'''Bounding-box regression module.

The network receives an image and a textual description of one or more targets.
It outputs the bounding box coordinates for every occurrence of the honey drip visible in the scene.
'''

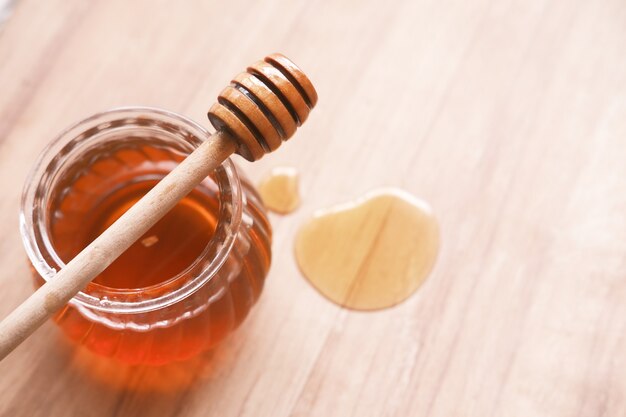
[295,188,439,310]
[257,167,300,214]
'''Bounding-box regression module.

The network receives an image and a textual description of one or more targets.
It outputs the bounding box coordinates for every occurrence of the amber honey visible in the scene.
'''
[22,109,272,366]
[53,175,219,290]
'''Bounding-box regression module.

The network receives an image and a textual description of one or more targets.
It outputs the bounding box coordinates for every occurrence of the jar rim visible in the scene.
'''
[19,107,243,314]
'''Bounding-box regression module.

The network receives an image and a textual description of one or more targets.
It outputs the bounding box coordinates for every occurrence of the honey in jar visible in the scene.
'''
[20,108,272,366]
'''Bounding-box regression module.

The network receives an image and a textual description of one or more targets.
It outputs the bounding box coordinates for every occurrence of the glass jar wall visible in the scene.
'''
[20,108,271,365]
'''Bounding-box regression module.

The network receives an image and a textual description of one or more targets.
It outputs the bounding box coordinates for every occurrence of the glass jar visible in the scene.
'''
[20,108,272,366]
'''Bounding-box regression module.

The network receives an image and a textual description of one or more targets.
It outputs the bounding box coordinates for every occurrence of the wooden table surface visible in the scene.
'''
[1,0,625,416]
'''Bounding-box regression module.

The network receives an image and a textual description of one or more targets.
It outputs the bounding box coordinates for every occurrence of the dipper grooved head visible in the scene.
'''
[208,54,317,161]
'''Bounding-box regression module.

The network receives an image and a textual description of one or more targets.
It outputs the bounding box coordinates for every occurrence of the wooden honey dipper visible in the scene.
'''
[0,53,317,361]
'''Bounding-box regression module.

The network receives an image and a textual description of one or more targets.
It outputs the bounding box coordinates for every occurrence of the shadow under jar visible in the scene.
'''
[20,108,272,366]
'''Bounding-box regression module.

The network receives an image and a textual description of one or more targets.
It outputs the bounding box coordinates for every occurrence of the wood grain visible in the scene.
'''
[0,0,625,416]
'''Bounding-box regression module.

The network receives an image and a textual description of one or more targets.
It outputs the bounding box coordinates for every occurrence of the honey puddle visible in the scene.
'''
[258,167,300,214]
[295,188,439,310]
